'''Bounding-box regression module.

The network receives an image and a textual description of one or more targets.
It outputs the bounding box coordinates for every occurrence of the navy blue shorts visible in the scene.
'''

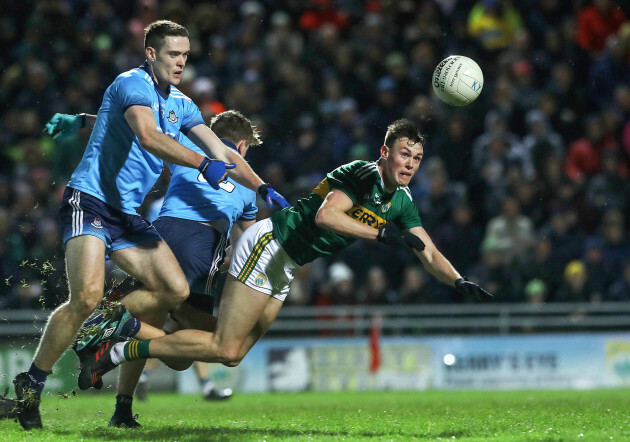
[153,216,227,301]
[59,187,162,254]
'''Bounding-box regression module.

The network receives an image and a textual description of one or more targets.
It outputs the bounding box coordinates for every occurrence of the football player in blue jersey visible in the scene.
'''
[51,110,262,425]
[3,20,288,431]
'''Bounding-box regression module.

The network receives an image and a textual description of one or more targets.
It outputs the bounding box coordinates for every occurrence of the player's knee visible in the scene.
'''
[164,359,193,371]
[68,294,101,318]
[222,360,241,368]
[217,346,243,366]
[166,277,189,306]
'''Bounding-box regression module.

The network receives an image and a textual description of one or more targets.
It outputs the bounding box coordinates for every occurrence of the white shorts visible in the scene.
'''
[228,218,298,301]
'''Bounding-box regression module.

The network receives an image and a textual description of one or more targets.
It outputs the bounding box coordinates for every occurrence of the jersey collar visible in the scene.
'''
[140,62,172,98]
[221,139,240,154]
[373,160,392,195]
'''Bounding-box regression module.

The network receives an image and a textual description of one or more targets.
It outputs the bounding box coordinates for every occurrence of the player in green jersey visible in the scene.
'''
[76,118,492,386]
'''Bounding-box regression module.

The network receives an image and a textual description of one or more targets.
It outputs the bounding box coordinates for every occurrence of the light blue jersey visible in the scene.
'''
[68,63,205,214]
[158,138,257,237]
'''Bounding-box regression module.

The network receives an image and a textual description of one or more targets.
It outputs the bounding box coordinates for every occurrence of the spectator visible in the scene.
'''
[521,109,564,179]
[607,259,630,301]
[544,61,588,142]
[414,157,464,231]
[576,0,626,54]
[539,208,584,268]
[600,210,630,273]
[518,237,564,299]
[364,76,404,140]
[431,114,473,182]
[432,202,483,276]
[585,149,629,215]
[587,35,630,109]
[582,236,615,301]
[399,266,428,304]
[524,278,548,306]
[299,0,349,32]
[4,1,630,311]
[468,238,515,302]
[564,113,621,183]
[316,261,356,307]
[468,0,523,54]
[362,266,399,305]
[484,195,535,262]
[264,11,304,62]
[554,260,593,302]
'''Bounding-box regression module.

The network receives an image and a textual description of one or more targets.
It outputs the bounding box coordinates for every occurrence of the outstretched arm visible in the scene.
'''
[409,225,492,299]
[187,124,264,190]
[44,113,96,138]
[187,124,289,207]
[408,226,460,287]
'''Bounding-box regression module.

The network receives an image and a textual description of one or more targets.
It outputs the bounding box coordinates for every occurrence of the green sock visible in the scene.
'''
[123,339,151,361]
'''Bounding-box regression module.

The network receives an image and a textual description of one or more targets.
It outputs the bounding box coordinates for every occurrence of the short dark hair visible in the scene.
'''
[383,119,425,148]
[210,110,262,147]
[144,20,189,50]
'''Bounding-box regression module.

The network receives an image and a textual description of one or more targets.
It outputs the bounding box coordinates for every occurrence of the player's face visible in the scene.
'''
[148,36,190,88]
[380,138,423,190]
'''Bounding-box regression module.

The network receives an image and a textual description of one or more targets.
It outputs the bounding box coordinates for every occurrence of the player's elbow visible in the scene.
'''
[135,129,159,150]
[314,207,333,229]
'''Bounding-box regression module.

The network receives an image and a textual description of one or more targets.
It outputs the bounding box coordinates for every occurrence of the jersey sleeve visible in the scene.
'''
[395,188,423,230]
[179,100,205,134]
[239,193,258,221]
[325,161,370,203]
[114,75,154,111]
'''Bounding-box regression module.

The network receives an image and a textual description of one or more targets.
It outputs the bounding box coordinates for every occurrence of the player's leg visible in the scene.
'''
[111,239,189,325]
[106,239,188,427]
[171,298,218,331]
[78,219,295,385]
[143,275,271,364]
[77,277,270,387]
[14,228,107,430]
[229,295,283,366]
[34,236,107,371]
[133,216,289,364]
[135,358,161,401]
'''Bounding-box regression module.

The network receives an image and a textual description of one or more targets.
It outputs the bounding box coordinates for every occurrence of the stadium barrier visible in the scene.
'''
[3,304,630,394]
[2,302,630,337]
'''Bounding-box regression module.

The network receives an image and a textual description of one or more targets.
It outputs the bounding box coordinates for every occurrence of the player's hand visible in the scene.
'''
[455,277,493,301]
[198,158,236,190]
[376,223,426,252]
[258,184,290,209]
[44,113,83,139]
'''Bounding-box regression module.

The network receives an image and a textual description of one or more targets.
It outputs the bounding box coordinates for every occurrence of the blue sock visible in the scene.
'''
[120,317,141,338]
[27,363,51,394]
[199,378,208,389]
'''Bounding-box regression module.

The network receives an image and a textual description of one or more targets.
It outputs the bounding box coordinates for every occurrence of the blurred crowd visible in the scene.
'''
[1,0,630,310]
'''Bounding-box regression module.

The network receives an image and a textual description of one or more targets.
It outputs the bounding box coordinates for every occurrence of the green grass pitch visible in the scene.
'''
[0,389,628,441]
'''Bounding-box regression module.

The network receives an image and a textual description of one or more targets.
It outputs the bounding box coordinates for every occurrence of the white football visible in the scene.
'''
[432,55,484,106]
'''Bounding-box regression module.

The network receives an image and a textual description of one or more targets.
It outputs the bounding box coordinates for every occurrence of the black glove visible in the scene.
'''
[455,277,493,301]
[376,223,425,252]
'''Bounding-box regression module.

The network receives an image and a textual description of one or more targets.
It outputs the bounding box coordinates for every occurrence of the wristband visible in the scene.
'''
[77,113,87,129]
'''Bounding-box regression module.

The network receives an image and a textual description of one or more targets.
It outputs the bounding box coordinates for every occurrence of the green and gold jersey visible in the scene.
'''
[271,160,423,265]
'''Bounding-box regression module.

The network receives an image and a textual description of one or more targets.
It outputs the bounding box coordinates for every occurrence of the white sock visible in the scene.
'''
[202,381,216,395]
[110,342,127,365]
